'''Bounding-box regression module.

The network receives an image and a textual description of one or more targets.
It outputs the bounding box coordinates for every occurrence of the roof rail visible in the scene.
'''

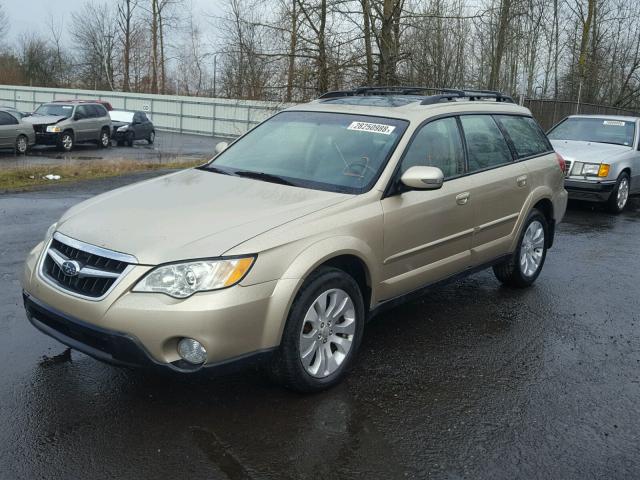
[318,86,514,105]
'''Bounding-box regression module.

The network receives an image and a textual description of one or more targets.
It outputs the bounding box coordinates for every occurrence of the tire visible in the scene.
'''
[493,209,548,288]
[606,172,630,214]
[126,131,135,147]
[58,131,74,152]
[15,134,28,155]
[147,130,155,144]
[270,267,365,393]
[99,128,111,149]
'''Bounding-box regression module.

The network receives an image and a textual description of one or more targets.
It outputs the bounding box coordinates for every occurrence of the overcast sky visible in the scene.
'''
[1,0,224,43]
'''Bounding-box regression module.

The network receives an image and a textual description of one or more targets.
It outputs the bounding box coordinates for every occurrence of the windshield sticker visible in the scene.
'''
[603,120,625,126]
[347,121,396,135]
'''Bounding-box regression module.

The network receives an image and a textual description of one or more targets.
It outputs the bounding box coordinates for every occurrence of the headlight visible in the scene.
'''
[46,126,61,133]
[132,257,255,298]
[117,125,128,132]
[572,162,610,177]
[45,222,57,240]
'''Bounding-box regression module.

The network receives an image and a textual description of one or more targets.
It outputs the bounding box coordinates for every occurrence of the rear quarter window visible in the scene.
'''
[496,115,551,158]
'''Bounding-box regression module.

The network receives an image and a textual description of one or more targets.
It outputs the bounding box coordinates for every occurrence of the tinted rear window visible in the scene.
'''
[460,115,513,172]
[496,115,551,158]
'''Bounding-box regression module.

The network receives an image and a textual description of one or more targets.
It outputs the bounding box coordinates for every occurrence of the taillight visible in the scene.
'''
[556,153,567,174]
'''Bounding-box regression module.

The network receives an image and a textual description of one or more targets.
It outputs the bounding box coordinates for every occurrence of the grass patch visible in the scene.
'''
[0,158,206,192]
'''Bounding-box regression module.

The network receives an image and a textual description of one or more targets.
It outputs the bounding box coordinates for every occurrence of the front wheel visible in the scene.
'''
[493,209,548,288]
[271,267,365,392]
[58,132,74,152]
[15,134,28,155]
[606,172,630,214]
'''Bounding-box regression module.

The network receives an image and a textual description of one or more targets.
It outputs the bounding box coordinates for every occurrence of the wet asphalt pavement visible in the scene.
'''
[1,173,639,479]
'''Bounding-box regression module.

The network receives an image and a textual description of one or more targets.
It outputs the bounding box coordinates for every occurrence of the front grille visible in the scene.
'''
[33,124,47,134]
[42,235,133,299]
[564,160,572,176]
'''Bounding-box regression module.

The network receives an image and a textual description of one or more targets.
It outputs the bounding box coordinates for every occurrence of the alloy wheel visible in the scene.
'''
[519,220,545,277]
[617,178,629,210]
[299,288,356,378]
[16,136,27,154]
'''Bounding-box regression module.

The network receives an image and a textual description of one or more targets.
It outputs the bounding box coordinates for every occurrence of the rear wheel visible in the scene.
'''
[271,267,365,392]
[606,172,630,214]
[493,209,548,288]
[15,134,28,155]
[99,128,111,148]
[58,131,74,152]
[147,130,155,144]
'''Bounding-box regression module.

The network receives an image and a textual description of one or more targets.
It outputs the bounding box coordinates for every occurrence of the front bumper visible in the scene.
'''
[35,132,61,146]
[564,178,616,202]
[22,242,296,372]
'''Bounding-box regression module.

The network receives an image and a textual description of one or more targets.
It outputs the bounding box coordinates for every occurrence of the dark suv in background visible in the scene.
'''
[24,102,112,152]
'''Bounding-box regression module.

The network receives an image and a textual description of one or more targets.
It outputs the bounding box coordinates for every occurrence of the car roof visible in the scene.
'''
[568,114,640,122]
[287,96,531,122]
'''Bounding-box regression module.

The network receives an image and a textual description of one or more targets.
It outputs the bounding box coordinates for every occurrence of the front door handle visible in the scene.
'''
[516,175,528,187]
[456,192,470,205]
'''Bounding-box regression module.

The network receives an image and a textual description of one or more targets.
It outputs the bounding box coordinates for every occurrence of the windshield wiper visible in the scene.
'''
[232,170,294,186]
[197,165,235,176]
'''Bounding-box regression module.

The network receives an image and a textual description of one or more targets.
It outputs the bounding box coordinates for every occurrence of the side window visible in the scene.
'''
[95,105,108,117]
[495,115,551,158]
[133,112,142,123]
[460,115,513,172]
[140,113,149,122]
[400,117,465,178]
[0,112,18,125]
[76,105,90,119]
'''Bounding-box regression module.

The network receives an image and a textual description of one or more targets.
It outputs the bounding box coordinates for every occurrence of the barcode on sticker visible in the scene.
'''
[603,121,625,126]
[348,121,396,135]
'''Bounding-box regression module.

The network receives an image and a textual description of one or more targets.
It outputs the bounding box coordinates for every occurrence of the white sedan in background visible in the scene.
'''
[548,115,639,213]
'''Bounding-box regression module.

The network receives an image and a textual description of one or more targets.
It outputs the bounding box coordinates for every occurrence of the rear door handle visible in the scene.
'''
[516,175,528,187]
[456,192,470,205]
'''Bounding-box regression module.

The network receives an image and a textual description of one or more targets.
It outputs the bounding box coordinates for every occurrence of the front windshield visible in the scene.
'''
[548,117,636,147]
[34,104,74,117]
[207,111,408,193]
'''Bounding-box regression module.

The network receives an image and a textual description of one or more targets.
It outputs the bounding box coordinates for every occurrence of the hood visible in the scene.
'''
[23,114,67,126]
[551,139,631,163]
[57,169,351,264]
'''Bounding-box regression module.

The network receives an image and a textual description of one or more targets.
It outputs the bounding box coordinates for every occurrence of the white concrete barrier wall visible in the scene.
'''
[0,85,292,138]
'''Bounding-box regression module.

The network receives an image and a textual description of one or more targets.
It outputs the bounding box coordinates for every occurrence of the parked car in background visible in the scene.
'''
[548,115,640,213]
[0,108,35,155]
[110,110,155,146]
[22,87,567,392]
[0,106,29,119]
[23,102,112,152]
[53,99,113,111]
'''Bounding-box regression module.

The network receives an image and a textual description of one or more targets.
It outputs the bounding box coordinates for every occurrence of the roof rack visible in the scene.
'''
[318,86,514,105]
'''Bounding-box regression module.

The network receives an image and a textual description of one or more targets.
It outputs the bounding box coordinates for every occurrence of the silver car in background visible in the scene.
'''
[0,108,36,155]
[548,115,639,213]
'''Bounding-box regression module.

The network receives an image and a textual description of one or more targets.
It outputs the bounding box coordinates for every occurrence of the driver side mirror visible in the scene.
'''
[400,166,444,190]
[215,141,229,154]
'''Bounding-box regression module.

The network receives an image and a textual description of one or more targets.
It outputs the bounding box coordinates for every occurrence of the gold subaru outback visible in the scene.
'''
[22,88,567,392]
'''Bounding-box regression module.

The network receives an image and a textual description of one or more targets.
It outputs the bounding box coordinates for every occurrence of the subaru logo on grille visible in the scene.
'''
[61,260,81,277]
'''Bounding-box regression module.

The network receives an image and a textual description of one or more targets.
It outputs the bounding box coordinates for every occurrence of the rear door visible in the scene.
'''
[0,111,19,147]
[458,114,531,265]
[380,117,476,300]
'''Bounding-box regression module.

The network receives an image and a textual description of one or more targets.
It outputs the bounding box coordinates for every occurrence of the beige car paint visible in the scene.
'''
[22,98,568,368]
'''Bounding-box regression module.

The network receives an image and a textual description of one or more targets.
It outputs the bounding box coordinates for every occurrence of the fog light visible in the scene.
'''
[177,338,207,364]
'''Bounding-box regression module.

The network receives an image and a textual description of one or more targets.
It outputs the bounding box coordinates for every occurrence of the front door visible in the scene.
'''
[380,117,476,301]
